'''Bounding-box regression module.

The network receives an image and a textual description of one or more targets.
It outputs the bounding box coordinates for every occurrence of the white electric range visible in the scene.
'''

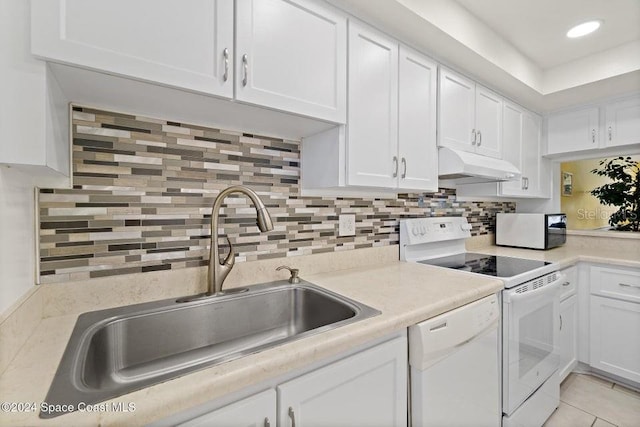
[400,217,564,427]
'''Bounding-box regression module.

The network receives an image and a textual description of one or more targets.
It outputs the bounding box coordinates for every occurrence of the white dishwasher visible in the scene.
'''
[409,293,501,427]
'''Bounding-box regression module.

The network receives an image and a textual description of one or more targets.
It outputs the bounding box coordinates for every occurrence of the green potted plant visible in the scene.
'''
[590,156,640,232]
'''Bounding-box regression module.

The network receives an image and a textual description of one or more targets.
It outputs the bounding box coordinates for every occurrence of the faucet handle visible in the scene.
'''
[276,265,300,284]
[220,236,236,267]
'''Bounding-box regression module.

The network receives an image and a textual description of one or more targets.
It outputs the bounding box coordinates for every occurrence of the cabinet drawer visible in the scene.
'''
[590,265,640,303]
[559,265,577,301]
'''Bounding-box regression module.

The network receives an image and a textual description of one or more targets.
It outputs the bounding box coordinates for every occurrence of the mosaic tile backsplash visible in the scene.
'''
[38,107,515,283]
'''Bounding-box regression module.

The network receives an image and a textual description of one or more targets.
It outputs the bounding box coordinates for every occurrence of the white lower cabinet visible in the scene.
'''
[588,264,640,384]
[589,295,640,383]
[558,294,578,382]
[558,266,578,384]
[175,335,407,427]
[278,336,407,427]
[179,389,276,427]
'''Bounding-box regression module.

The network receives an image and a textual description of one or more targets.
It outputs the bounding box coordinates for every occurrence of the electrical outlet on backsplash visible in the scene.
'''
[36,106,515,284]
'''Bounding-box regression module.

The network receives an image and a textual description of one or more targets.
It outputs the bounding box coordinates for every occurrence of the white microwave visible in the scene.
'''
[496,213,567,250]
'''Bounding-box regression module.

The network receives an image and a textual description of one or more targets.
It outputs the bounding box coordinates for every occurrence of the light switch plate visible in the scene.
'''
[338,214,356,236]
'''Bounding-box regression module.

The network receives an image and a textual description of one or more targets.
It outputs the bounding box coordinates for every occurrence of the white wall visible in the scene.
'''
[0,167,36,313]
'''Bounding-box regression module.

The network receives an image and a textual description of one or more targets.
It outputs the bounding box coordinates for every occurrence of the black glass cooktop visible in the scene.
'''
[418,252,551,278]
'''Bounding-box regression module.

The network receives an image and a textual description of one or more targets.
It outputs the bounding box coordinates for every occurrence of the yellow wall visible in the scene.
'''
[561,156,639,230]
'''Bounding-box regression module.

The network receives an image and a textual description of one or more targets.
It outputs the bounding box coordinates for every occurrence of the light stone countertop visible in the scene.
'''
[1,243,639,426]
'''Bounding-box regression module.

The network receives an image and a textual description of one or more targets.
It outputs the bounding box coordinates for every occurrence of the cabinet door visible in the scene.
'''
[474,85,503,159]
[398,46,438,192]
[179,389,276,427]
[547,107,599,155]
[438,68,475,153]
[501,102,525,196]
[278,336,407,427]
[605,97,640,147]
[346,21,399,188]
[235,0,346,123]
[31,0,234,98]
[521,112,541,195]
[590,296,640,383]
[559,295,578,382]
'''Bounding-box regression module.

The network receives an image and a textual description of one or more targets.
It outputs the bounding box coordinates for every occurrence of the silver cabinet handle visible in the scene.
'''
[522,178,526,190]
[288,407,296,427]
[477,130,482,146]
[264,417,270,427]
[401,157,407,179]
[560,314,563,331]
[592,129,596,143]
[223,48,229,82]
[242,54,249,87]
[393,156,398,178]
[608,126,612,141]
[526,177,529,190]
[619,283,640,288]
[471,129,477,145]
[562,281,571,287]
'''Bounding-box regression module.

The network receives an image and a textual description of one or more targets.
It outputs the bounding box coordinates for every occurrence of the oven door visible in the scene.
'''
[502,274,562,415]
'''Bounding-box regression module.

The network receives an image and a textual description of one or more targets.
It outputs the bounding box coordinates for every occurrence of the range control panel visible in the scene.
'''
[400,217,472,245]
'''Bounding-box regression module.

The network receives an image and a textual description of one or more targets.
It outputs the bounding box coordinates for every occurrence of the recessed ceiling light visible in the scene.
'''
[566,20,602,38]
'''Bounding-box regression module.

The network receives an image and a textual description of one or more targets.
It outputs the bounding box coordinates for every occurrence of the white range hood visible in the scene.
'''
[438,147,521,187]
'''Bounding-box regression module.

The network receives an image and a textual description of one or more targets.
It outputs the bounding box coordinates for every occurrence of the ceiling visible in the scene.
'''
[455,0,640,69]
[326,0,640,112]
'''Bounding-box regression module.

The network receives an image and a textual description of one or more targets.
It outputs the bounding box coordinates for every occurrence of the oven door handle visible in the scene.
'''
[505,274,564,303]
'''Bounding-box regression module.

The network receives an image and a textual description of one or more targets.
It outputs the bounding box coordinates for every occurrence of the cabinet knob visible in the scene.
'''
[264,417,270,427]
[223,48,229,82]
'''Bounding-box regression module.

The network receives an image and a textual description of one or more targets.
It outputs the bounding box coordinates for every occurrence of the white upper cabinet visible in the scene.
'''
[301,22,438,194]
[346,21,399,188]
[438,68,503,159]
[438,69,476,152]
[546,107,599,155]
[605,96,640,148]
[31,0,347,124]
[235,0,347,123]
[474,86,503,158]
[31,0,234,98]
[501,102,524,196]
[398,46,438,192]
[457,102,548,199]
[520,112,542,196]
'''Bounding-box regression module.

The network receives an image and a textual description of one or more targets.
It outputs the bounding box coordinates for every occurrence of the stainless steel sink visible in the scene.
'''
[42,280,379,418]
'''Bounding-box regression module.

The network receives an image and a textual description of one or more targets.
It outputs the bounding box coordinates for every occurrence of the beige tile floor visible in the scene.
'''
[544,373,640,427]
